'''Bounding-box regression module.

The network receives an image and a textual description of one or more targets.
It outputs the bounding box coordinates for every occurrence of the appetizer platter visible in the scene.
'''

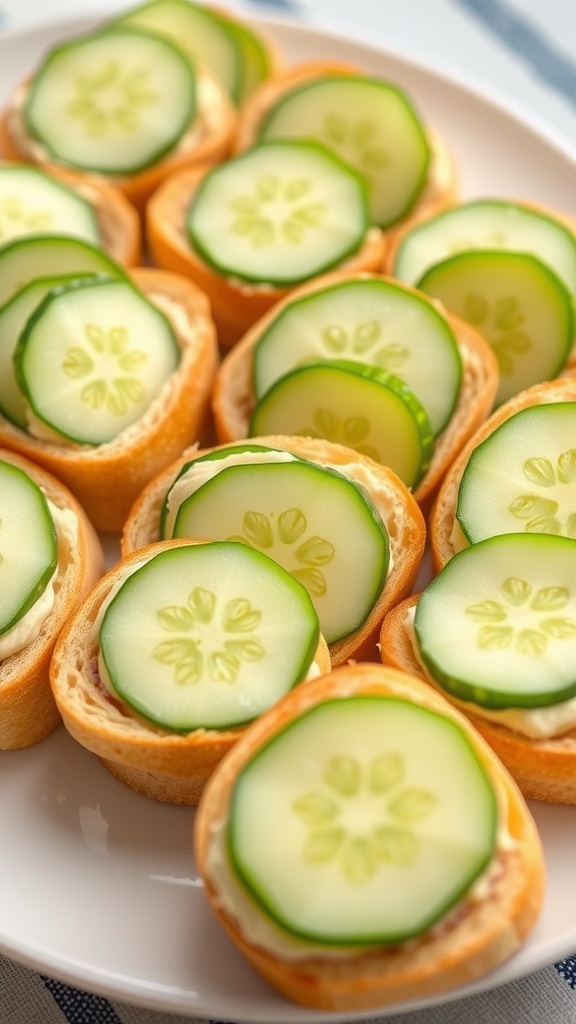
[1,6,576,1022]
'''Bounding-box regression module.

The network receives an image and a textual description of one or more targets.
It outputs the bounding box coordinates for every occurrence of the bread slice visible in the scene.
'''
[0,267,219,533]
[429,378,576,571]
[0,448,103,749]
[0,65,236,214]
[146,168,387,351]
[380,593,576,804]
[210,269,499,509]
[194,661,545,1012]
[121,433,427,665]
[49,539,331,805]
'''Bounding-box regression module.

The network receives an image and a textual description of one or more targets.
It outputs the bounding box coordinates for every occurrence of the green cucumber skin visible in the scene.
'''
[224,18,273,105]
[252,277,463,437]
[24,26,197,177]
[99,542,320,732]
[0,166,100,247]
[186,140,370,286]
[0,459,58,635]
[258,74,431,228]
[414,533,576,709]
[229,695,497,945]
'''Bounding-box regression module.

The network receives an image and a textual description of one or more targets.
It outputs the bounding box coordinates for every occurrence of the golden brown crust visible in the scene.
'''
[209,269,499,508]
[0,267,219,533]
[0,448,103,749]
[49,539,331,805]
[120,433,427,665]
[145,165,387,351]
[194,662,545,1012]
[380,595,576,804]
[429,378,576,572]
[0,66,236,214]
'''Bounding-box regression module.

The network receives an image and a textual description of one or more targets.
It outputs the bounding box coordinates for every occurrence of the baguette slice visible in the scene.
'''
[429,378,576,571]
[210,270,499,509]
[0,267,219,533]
[0,159,142,266]
[0,448,103,749]
[194,661,544,1012]
[0,65,236,214]
[380,593,576,804]
[233,60,459,242]
[146,165,387,350]
[121,433,426,665]
[49,538,331,805]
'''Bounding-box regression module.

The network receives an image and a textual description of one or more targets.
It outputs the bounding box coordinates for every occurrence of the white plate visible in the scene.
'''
[1,12,576,1022]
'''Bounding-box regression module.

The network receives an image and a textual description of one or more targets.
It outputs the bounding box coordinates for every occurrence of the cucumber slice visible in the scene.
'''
[186,140,369,285]
[258,75,430,228]
[417,250,573,406]
[229,696,497,944]
[24,26,196,175]
[456,403,576,544]
[168,456,390,644]
[98,541,320,730]
[0,234,126,309]
[252,277,462,436]
[249,360,434,489]
[0,272,97,428]
[225,18,274,105]
[392,198,576,293]
[114,0,241,102]
[14,276,180,446]
[414,533,576,708]
[0,165,100,247]
[0,459,58,635]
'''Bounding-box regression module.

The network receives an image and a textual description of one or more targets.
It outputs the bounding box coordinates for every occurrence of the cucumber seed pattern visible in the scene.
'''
[462,293,532,376]
[292,752,436,883]
[66,62,157,138]
[152,586,265,684]
[324,115,389,187]
[509,451,576,536]
[319,319,410,371]
[465,577,576,656]
[62,323,148,415]
[300,408,380,462]
[0,197,51,242]
[230,176,325,247]
[228,507,335,597]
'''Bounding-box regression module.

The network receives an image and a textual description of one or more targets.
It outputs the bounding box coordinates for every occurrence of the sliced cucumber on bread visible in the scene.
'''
[0,164,100,247]
[0,233,126,308]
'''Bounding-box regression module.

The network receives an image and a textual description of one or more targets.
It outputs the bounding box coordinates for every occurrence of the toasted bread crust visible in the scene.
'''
[209,269,499,508]
[121,433,426,665]
[194,662,544,1011]
[0,449,103,749]
[429,378,576,572]
[49,539,331,804]
[0,66,236,213]
[146,166,387,350]
[0,267,219,533]
[380,595,576,804]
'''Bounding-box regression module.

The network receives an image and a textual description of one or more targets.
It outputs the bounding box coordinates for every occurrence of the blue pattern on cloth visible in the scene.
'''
[43,978,124,1023]
[453,0,576,109]
[556,954,576,989]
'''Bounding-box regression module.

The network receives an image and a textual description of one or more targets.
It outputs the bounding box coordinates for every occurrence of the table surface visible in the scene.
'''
[1,0,576,1022]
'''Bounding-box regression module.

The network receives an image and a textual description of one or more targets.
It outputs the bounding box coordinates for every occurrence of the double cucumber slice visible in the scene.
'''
[14,276,180,445]
[258,75,431,228]
[392,198,576,293]
[24,26,196,175]
[98,542,320,731]
[230,696,497,944]
[0,234,126,309]
[253,277,462,436]
[0,459,57,636]
[0,273,95,428]
[456,403,576,545]
[0,166,100,247]
[415,533,576,708]
[163,448,390,644]
[250,360,434,489]
[186,140,369,285]
[417,250,573,405]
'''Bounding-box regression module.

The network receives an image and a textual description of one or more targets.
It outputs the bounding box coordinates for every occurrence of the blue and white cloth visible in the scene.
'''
[1,1,576,1021]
